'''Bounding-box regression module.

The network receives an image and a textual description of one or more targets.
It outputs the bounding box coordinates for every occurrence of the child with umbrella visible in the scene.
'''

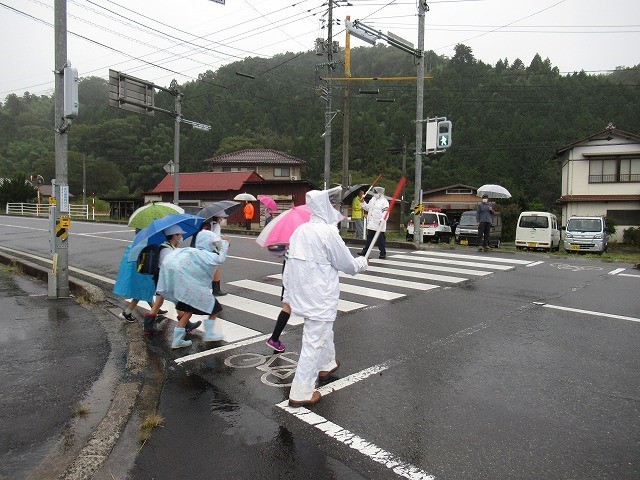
[156,230,230,349]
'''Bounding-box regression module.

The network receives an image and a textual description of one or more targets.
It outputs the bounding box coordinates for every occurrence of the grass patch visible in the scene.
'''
[0,263,22,275]
[76,405,90,416]
[138,413,164,443]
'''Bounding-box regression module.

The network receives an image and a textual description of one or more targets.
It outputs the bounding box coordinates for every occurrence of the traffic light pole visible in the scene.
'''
[51,0,70,298]
[413,1,427,245]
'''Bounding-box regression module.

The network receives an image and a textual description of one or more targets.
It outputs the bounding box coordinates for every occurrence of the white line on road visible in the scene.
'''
[217,294,304,325]
[396,253,514,270]
[175,334,272,364]
[276,362,434,480]
[378,256,493,276]
[414,250,533,265]
[608,268,626,275]
[271,272,440,292]
[537,303,640,323]
[619,273,640,278]
[526,261,545,267]
[366,265,467,283]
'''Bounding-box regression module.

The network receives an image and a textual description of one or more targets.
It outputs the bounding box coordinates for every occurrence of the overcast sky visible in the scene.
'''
[1,0,639,102]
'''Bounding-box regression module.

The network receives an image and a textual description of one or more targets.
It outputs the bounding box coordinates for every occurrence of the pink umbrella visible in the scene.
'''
[258,195,277,212]
[256,205,311,247]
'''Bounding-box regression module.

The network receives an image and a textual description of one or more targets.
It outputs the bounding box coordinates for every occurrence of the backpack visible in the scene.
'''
[137,244,168,276]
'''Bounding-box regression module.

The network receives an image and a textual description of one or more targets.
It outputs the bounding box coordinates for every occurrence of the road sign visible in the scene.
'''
[108,69,155,117]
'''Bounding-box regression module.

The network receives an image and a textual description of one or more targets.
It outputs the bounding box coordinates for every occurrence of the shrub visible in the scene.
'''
[622,227,640,247]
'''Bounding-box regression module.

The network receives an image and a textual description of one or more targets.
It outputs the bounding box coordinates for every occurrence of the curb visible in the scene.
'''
[0,251,144,480]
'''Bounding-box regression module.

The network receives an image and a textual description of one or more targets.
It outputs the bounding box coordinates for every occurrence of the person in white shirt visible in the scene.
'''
[283,187,368,407]
[357,186,389,259]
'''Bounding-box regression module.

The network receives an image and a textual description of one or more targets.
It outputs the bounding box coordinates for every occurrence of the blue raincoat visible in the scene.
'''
[156,231,228,314]
[113,243,156,303]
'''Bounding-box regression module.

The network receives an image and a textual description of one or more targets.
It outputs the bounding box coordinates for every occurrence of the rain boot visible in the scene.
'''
[185,319,202,334]
[143,314,162,335]
[212,280,227,296]
[171,327,192,349]
[203,319,224,342]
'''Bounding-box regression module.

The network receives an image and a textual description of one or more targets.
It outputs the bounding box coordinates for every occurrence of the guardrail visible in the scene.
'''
[6,203,92,219]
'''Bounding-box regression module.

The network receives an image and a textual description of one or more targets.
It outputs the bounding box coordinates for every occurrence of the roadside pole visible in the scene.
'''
[413,2,427,246]
[51,0,70,298]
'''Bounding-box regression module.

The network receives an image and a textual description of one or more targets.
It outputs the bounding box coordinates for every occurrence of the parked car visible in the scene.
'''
[406,210,453,243]
[563,215,607,253]
[515,211,561,251]
[455,210,502,247]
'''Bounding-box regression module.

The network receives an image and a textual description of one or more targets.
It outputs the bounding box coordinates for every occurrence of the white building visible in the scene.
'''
[555,124,640,243]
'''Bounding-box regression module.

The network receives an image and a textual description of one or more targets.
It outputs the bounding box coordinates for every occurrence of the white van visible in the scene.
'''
[563,215,607,253]
[515,211,561,251]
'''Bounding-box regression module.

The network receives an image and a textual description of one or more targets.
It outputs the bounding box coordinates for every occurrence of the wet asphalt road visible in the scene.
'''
[1,216,639,479]
[0,270,111,479]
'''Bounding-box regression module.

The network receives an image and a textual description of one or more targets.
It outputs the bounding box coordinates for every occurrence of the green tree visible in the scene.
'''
[0,173,37,206]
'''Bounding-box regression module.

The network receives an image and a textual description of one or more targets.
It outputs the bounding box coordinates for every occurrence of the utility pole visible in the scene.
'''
[51,0,70,298]
[171,80,182,205]
[341,15,352,234]
[413,1,427,245]
[82,153,86,205]
[401,135,407,226]
[323,0,334,190]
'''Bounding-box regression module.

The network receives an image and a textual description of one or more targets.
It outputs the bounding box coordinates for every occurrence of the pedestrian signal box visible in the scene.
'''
[437,120,452,148]
[425,117,453,152]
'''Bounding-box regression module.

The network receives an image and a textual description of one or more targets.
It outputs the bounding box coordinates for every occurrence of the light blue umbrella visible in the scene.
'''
[127,213,204,262]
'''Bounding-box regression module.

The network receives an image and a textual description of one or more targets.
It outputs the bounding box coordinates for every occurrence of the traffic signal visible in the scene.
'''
[437,120,452,148]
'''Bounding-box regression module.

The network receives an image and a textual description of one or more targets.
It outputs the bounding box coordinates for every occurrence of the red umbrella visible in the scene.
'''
[258,195,277,211]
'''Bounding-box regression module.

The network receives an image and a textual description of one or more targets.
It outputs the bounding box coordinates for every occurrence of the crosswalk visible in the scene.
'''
[154,250,538,344]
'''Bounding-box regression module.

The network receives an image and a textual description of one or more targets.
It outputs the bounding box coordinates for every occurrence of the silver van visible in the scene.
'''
[563,215,607,253]
[455,210,502,247]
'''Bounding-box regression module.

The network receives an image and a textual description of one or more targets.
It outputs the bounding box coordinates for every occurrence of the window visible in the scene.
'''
[519,215,549,229]
[446,188,473,195]
[274,167,290,177]
[607,210,640,225]
[589,157,640,183]
[222,167,253,172]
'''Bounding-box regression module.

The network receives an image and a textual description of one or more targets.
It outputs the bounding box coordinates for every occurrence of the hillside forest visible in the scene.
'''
[1,43,639,215]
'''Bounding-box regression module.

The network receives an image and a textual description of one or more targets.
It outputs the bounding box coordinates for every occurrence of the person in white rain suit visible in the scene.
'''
[357,186,389,259]
[283,187,368,407]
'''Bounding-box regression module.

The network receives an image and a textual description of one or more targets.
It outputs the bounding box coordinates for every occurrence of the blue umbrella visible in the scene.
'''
[128,213,204,262]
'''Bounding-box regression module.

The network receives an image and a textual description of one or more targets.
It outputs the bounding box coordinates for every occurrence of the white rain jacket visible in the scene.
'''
[362,194,389,232]
[156,230,228,313]
[283,188,368,322]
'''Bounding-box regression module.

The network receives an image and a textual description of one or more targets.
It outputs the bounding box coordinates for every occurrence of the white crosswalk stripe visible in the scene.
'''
[370,256,493,276]
[394,253,514,270]
[228,279,367,312]
[265,275,405,300]
[414,250,533,265]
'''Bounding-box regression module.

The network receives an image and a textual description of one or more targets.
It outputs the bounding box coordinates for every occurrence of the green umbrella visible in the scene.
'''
[128,202,185,229]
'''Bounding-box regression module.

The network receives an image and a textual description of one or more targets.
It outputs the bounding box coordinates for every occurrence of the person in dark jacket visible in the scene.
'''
[476,194,494,252]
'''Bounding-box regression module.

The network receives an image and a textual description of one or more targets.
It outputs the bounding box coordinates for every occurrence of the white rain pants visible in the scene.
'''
[288,318,338,402]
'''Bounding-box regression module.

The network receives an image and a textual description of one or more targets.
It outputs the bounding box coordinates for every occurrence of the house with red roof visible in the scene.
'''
[554,124,640,242]
[144,170,316,227]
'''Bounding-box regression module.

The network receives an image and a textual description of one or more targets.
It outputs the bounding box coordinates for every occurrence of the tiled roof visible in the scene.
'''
[149,171,264,193]
[558,194,640,203]
[204,149,306,165]
[554,126,640,158]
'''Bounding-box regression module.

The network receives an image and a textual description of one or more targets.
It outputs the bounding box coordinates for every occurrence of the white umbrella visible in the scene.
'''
[477,184,512,199]
[234,192,257,201]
